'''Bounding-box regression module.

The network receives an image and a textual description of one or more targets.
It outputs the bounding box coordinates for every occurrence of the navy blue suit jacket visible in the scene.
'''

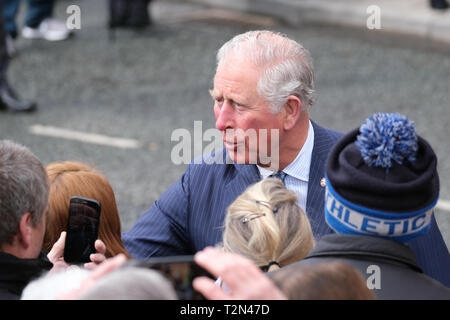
[123,121,450,287]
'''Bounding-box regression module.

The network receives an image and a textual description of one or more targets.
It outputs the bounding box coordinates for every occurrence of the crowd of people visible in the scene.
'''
[0,28,450,301]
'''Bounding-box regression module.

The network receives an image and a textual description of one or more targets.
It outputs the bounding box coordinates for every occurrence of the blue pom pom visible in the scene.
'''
[355,113,418,169]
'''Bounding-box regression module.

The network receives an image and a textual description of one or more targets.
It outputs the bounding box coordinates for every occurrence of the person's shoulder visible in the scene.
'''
[187,148,237,177]
[415,275,450,299]
[190,148,228,165]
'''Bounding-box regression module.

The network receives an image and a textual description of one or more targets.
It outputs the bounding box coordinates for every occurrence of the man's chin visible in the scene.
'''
[226,149,278,168]
[226,149,256,164]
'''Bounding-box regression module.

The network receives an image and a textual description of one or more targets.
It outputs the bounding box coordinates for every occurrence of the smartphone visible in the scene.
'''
[64,196,101,264]
[136,255,214,300]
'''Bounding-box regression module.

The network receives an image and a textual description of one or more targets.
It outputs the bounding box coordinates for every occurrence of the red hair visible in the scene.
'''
[44,161,130,258]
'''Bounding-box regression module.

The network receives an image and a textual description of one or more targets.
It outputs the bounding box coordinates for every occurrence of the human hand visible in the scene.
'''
[84,239,107,270]
[193,247,287,300]
[47,231,70,273]
[47,232,108,270]
[58,253,128,300]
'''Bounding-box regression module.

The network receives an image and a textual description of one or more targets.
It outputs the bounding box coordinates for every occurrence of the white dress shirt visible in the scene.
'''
[257,120,315,212]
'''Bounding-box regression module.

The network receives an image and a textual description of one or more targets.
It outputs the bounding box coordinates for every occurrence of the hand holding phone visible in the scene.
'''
[64,196,101,264]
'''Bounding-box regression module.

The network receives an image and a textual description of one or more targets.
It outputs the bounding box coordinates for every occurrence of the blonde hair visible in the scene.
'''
[222,178,314,271]
[44,161,130,258]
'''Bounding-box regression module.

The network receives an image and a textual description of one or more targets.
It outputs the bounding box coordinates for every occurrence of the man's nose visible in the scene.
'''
[215,102,235,131]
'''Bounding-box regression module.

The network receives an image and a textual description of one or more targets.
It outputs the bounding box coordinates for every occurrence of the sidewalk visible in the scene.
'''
[184,0,450,44]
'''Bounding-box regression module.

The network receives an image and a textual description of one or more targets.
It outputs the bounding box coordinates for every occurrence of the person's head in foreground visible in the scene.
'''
[269,261,376,300]
[21,259,177,300]
[324,112,439,241]
[222,177,314,272]
[0,140,49,259]
[44,161,130,258]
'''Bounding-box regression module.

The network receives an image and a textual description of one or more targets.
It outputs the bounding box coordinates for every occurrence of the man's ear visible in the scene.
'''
[282,95,303,130]
[18,212,33,249]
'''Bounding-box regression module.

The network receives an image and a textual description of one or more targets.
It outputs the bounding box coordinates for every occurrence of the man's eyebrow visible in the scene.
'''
[209,89,220,98]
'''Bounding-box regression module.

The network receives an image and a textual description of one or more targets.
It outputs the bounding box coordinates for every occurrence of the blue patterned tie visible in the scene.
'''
[268,171,287,184]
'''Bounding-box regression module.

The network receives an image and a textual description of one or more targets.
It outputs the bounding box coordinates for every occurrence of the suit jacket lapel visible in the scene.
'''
[225,163,261,203]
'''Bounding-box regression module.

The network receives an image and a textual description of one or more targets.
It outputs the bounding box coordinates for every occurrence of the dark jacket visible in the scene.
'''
[0,0,10,78]
[0,251,53,300]
[287,234,450,300]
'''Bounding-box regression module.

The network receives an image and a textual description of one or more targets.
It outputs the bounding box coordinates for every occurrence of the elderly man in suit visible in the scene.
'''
[123,30,450,287]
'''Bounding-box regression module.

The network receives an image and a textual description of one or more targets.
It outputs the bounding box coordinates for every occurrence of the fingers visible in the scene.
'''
[59,254,127,300]
[193,277,230,300]
[88,254,127,282]
[84,253,106,270]
[195,247,257,279]
[195,247,260,290]
[194,247,230,278]
[83,239,107,269]
[194,247,287,300]
[47,231,66,264]
[48,234,109,271]
[94,239,106,255]
[80,254,127,293]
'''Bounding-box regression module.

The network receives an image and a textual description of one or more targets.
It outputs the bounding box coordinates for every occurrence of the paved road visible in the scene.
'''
[2,0,449,246]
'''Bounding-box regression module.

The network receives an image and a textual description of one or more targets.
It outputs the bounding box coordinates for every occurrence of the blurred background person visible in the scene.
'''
[430,0,449,9]
[108,0,153,40]
[108,0,153,30]
[269,261,376,300]
[3,0,71,44]
[221,178,314,273]
[44,161,130,258]
[0,0,36,112]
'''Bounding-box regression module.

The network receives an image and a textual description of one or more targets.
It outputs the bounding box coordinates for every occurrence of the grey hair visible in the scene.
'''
[216,30,316,113]
[21,267,91,300]
[0,140,49,246]
[79,267,178,300]
[21,266,178,300]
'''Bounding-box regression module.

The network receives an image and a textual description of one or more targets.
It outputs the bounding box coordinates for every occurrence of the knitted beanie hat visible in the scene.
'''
[324,113,439,242]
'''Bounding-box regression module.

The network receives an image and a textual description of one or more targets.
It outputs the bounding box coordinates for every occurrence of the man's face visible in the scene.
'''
[211,56,283,166]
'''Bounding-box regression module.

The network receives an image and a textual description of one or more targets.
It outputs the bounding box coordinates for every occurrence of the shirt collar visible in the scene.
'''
[257,120,314,182]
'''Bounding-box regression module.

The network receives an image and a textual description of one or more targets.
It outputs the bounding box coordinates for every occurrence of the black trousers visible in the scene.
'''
[0,1,8,80]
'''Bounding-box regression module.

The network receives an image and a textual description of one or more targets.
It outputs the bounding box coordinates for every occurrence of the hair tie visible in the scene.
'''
[267,261,280,268]
[260,261,281,272]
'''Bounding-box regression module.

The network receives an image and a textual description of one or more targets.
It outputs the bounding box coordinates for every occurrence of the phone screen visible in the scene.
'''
[139,256,213,300]
[64,196,101,264]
